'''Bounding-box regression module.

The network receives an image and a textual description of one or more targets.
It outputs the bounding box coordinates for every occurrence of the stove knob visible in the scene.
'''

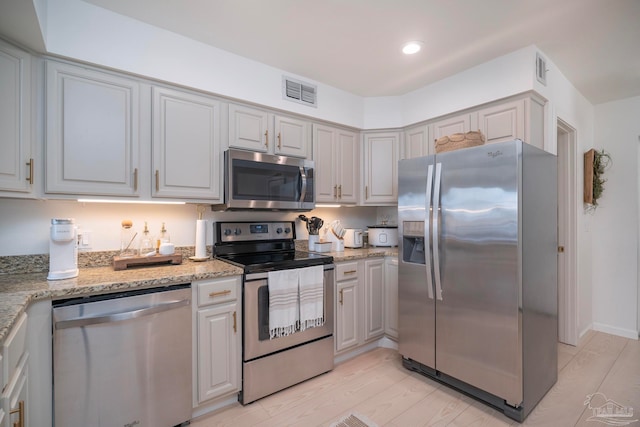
[234,228,242,236]
[276,227,283,234]
[223,228,232,236]
[284,227,291,234]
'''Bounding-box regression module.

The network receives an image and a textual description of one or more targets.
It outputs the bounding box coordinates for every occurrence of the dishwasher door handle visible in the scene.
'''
[54,299,190,330]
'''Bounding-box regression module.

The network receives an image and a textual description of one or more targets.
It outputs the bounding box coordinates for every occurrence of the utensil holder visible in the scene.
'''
[308,234,319,251]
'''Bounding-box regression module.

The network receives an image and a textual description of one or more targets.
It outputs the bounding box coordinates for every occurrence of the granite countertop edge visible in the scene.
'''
[0,259,243,346]
[0,248,398,346]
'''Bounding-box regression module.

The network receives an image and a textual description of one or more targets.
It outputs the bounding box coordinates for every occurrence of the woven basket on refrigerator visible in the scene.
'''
[435,130,486,153]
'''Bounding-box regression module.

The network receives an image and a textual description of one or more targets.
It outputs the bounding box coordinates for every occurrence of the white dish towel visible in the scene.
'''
[268,269,300,338]
[298,265,324,331]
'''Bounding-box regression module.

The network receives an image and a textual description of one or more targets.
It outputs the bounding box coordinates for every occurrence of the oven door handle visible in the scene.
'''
[299,166,307,204]
[246,264,335,281]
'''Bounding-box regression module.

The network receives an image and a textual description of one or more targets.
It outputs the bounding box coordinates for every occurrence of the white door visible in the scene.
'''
[364,259,385,341]
[0,41,32,194]
[197,303,239,402]
[46,61,140,196]
[336,280,358,352]
[152,87,221,201]
[313,124,337,202]
[228,104,269,153]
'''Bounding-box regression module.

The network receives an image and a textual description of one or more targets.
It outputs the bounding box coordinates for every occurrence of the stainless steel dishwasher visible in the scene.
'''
[53,284,192,427]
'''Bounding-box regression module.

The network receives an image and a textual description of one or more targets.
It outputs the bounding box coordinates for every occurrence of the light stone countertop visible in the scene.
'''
[309,246,398,262]
[0,246,398,346]
[0,258,243,345]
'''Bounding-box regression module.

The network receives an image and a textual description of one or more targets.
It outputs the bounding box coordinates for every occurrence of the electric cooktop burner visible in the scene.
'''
[213,221,333,273]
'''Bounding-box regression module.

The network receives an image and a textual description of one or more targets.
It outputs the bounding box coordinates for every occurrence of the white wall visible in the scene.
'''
[44,0,365,129]
[592,96,640,339]
[0,198,378,256]
[531,52,596,338]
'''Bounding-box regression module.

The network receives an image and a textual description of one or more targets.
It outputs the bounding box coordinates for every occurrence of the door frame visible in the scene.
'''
[557,118,578,345]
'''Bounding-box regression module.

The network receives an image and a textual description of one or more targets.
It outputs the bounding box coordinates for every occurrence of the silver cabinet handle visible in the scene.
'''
[432,162,443,301]
[299,166,308,203]
[425,163,435,300]
[26,159,34,185]
[55,299,190,329]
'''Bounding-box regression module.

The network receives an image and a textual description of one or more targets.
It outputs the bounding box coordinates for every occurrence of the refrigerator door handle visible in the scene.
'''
[432,162,443,300]
[425,164,435,300]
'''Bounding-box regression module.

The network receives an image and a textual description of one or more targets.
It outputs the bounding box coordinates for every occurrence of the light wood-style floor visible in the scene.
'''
[191,331,640,426]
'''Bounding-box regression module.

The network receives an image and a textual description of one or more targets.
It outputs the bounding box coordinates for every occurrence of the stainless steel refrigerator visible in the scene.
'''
[398,139,557,422]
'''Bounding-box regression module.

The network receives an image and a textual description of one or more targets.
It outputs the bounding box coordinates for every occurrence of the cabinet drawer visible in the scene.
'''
[2,312,27,383]
[336,262,359,281]
[197,277,239,307]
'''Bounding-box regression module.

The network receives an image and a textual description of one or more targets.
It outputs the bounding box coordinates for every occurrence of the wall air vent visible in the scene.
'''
[536,52,547,86]
[282,76,317,107]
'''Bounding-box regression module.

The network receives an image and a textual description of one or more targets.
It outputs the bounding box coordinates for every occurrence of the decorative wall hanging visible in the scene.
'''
[583,148,611,211]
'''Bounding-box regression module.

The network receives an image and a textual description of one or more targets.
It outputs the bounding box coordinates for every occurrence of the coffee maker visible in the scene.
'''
[47,218,79,280]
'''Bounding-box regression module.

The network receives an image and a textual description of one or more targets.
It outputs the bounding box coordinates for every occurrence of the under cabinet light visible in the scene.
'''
[315,204,342,208]
[77,199,186,205]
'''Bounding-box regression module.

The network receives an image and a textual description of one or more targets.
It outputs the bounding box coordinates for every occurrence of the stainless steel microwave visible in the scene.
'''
[211,149,315,211]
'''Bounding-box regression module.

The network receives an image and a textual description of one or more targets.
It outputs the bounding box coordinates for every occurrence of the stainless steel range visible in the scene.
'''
[213,221,334,404]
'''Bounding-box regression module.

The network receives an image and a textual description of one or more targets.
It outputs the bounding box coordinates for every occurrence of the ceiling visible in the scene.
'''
[73,0,640,104]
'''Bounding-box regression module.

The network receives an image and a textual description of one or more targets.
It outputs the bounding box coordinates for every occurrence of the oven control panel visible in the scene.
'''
[215,221,295,243]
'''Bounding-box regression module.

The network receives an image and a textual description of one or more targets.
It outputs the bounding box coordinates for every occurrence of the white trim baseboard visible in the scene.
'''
[592,322,639,340]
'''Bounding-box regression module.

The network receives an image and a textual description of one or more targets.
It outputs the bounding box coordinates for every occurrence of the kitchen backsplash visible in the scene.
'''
[0,245,212,275]
[0,199,382,257]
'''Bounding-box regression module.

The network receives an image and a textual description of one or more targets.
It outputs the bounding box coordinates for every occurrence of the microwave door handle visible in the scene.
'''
[299,166,307,203]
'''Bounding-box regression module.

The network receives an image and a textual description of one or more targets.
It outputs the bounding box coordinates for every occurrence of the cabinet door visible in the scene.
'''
[431,114,472,140]
[3,354,28,427]
[364,259,385,341]
[152,87,221,200]
[384,257,399,339]
[197,303,239,403]
[336,280,359,353]
[0,41,32,195]
[403,125,429,159]
[46,61,140,196]
[336,129,358,203]
[274,114,310,158]
[477,99,525,144]
[228,104,269,152]
[362,132,399,205]
[313,124,337,203]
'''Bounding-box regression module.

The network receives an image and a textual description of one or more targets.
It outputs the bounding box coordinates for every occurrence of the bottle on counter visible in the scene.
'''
[156,222,170,253]
[139,221,155,256]
[120,220,138,258]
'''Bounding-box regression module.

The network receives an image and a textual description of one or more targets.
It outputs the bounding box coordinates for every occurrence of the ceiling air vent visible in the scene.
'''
[283,76,317,107]
[536,52,547,86]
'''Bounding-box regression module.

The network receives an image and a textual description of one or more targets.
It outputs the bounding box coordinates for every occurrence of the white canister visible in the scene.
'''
[367,225,398,247]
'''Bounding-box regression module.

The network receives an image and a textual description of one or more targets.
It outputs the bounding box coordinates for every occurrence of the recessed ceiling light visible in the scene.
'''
[402,41,423,55]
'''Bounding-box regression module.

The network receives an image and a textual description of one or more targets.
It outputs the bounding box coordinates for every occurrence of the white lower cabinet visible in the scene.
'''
[1,312,28,427]
[384,257,398,339]
[335,258,390,356]
[193,276,242,408]
[336,279,359,352]
[363,258,385,341]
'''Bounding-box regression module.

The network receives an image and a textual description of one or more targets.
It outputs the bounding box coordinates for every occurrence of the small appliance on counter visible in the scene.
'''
[343,229,363,248]
[368,224,398,247]
[322,220,345,251]
[48,218,79,280]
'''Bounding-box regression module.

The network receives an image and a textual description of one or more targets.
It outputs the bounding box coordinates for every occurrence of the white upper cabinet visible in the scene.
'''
[273,114,310,158]
[362,131,399,205]
[431,113,475,142]
[228,104,269,153]
[477,99,525,145]
[313,124,358,204]
[402,124,429,159]
[46,61,140,197]
[0,41,33,195]
[228,104,310,159]
[152,87,221,201]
